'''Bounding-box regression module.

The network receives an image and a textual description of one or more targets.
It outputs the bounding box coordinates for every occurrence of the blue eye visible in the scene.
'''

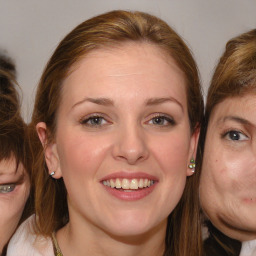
[224,130,248,141]
[0,184,16,193]
[81,116,107,127]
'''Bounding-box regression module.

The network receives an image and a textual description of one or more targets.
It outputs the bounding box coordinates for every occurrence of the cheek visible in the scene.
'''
[201,143,252,197]
[0,187,28,233]
[201,145,230,195]
[57,132,111,178]
[221,152,256,192]
[151,131,191,173]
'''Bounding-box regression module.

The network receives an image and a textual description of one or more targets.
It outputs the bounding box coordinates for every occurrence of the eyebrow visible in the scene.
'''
[145,97,184,112]
[71,96,184,111]
[72,97,114,109]
[218,116,252,126]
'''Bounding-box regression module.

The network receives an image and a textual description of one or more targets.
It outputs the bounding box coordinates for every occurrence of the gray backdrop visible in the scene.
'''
[0,0,255,121]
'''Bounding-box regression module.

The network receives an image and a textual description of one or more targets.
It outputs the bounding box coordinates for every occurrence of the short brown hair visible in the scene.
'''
[0,56,26,168]
[31,10,204,256]
[199,29,256,158]
[0,55,32,223]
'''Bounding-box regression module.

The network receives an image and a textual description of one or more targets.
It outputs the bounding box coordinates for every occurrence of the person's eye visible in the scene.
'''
[80,115,108,127]
[223,130,249,141]
[0,184,16,194]
[148,114,176,126]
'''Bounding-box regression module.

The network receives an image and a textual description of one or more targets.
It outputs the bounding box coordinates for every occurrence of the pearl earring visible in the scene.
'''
[188,158,196,173]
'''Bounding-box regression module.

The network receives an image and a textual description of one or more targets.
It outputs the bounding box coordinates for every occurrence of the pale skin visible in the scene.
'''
[37,42,199,256]
[200,94,256,241]
[0,157,30,253]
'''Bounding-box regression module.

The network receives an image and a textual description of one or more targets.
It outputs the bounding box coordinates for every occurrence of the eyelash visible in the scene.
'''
[147,114,176,127]
[221,129,249,141]
[0,184,16,194]
[79,113,176,128]
[80,114,109,127]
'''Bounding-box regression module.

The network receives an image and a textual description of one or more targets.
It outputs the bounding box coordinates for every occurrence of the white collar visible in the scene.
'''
[240,239,256,256]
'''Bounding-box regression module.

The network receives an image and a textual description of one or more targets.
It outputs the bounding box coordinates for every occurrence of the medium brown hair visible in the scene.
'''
[198,30,256,255]
[31,10,204,256]
[199,29,256,162]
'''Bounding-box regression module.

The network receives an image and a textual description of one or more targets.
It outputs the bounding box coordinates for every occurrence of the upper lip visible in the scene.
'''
[100,172,158,181]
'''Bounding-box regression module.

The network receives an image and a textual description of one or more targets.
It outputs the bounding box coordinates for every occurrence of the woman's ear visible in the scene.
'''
[187,125,200,176]
[36,122,62,179]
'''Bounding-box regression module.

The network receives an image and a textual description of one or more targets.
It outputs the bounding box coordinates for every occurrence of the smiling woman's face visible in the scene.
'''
[38,42,198,238]
[0,156,30,252]
[200,93,256,241]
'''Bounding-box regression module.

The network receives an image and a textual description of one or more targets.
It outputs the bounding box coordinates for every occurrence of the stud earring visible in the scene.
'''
[188,158,196,173]
[50,171,55,177]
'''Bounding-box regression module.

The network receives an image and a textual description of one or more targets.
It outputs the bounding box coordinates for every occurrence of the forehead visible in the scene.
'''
[0,157,20,177]
[60,42,187,106]
[209,93,256,125]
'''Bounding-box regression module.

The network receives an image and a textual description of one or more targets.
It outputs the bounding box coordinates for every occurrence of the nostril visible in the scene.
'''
[112,128,149,164]
[113,143,149,164]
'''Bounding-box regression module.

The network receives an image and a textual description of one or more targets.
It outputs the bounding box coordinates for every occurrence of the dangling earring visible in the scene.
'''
[188,158,196,173]
[50,171,55,177]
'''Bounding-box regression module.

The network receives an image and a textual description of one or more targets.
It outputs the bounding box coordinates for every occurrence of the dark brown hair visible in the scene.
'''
[0,55,32,254]
[0,56,23,163]
[0,55,32,191]
[30,10,204,256]
[198,29,256,255]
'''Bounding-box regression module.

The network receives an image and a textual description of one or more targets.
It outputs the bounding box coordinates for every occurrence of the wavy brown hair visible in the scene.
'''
[198,29,256,255]
[30,10,204,256]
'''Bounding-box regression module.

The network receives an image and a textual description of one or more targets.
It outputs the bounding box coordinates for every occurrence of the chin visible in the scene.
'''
[101,213,162,238]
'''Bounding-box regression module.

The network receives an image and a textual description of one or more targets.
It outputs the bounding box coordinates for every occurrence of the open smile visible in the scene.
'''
[101,173,158,200]
[102,178,155,190]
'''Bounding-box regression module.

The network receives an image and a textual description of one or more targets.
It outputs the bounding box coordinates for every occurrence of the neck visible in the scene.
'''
[57,218,166,256]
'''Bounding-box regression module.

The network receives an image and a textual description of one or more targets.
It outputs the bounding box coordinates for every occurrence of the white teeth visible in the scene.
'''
[122,179,130,189]
[110,179,115,188]
[102,178,155,190]
[116,178,121,188]
[138,179,144,188]
[130,179,138,189]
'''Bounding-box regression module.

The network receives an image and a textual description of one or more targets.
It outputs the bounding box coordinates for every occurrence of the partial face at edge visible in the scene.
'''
[0,157,30,252]
[38,42,198,238]
[200,94,256,241]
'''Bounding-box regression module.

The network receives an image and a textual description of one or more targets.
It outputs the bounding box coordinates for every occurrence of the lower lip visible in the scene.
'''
[102,183,157,201]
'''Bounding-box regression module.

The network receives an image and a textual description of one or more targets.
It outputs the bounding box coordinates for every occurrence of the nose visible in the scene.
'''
[112,124,149,165]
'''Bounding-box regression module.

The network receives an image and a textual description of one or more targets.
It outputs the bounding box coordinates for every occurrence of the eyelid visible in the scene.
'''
[146,113,176,126]
[79,113,111,126]
[221,129,249,141]
[0,184,16,194]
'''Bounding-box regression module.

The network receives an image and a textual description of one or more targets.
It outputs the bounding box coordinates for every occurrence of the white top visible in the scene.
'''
[7,215,54,256]
[240,239,256,256]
